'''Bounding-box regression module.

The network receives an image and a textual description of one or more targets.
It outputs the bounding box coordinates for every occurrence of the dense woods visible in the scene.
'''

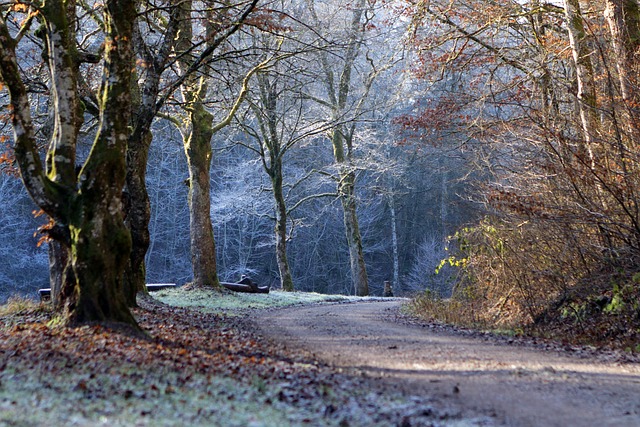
[1,0,639,339]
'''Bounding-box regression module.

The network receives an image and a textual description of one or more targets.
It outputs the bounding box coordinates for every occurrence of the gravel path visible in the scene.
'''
[259,300,640,427]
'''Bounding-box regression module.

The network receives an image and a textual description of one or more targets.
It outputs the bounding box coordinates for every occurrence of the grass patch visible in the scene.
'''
[407,291,489,329]
[0,295,46,316]
[153,287,352,314]
[0,295,51,330]
[0,366,296,427]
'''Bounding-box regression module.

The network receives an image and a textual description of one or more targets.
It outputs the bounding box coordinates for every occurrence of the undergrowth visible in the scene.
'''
[408,218,640,352]
[408,290,489,329]
[527,271,640,351]
[408,273,640,352]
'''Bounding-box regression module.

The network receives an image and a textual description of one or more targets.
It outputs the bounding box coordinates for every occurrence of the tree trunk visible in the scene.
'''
[312,0,370,296]
[251,70,296,292]
[176,1,220,289]
[184,93,220,288]
[123,130,152,305]
[64,0,138,326]
[39,0,81,307]
[272,166,295,292]
[48,241,68,308]
[604,0,640,124]
[563,0,599,166]
[389,193,399,293]
[603,0,640,244]
[1,0,138,326]
[66,196,134,325]
[122,6,183,304]
[338,167,369,296]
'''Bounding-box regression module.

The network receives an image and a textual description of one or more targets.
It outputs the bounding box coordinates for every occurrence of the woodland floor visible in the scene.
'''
[0,290,638,426]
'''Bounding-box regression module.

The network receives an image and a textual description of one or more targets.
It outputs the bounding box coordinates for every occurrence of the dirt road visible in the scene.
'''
[259,300,640,427]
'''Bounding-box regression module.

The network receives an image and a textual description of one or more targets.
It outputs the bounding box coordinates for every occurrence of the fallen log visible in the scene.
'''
[221,277,269,294]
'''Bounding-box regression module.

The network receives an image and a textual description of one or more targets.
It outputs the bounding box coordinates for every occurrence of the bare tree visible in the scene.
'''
[0,0,138,325]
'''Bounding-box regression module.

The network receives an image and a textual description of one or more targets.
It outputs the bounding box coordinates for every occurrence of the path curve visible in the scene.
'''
[259,300,640,427]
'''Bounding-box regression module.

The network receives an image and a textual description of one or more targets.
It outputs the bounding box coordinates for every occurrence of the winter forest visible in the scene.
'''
[2,0,640,335]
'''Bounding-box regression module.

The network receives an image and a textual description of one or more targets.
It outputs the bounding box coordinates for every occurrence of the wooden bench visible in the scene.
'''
[38,283,177,301]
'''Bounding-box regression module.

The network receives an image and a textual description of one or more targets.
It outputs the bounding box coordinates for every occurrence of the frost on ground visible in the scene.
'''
[153,287,353,313]
[152,287,398,314]
[0,291,489,427]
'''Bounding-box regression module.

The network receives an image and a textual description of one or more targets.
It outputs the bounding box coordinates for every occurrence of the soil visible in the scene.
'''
[257,299,640,427]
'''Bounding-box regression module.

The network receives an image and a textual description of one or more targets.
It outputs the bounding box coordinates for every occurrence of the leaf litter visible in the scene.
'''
[0,291,487,426]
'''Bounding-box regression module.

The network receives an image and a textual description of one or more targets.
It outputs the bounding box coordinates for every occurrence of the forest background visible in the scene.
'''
[1,0,640,343]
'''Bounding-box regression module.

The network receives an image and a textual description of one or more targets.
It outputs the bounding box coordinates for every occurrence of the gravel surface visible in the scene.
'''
[257,300,640,427]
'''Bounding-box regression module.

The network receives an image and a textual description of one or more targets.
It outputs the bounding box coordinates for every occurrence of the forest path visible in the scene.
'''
[258,300,640,427]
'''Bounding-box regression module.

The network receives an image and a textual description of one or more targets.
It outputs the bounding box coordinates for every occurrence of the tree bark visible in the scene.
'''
[604,0,640,123]
[184,88,220,289]
[0,0,138,326]
[337,166,369,296]
[65,0,137,325]
[309,0,370,296]
[563,0,599,166]
[123,130,151,305]
[272,164,295,292]
[48,240,69,308]
[603,0,640,243]
[122,5,182,304]
[250,70,296,291]
[389,193,400,293]
[176,1,220,289]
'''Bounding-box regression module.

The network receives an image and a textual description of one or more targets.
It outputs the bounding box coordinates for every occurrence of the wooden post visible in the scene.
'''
[383,280,394,297]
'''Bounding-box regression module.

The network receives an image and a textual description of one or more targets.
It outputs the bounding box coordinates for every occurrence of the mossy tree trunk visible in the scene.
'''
[0,0,138,327]
[183,83,220,289]
[174,2,261,288]
[66,0,138,325]
[35,0,82,309]
[176,1,220,289]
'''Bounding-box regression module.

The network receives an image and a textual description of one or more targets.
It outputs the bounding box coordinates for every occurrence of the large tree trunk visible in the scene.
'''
[184,92,220,288]
[122,6,182,305]
[65,0,137,325]
[176,1,220,289]
[66,193,134,325]
[39,0,81,308]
